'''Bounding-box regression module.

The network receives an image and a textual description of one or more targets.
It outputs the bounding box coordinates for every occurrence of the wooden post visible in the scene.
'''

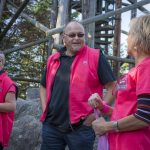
[82,0,96,48]
[47,0,58,56]
[0,0,6,19]
[0,0,30,41]
[113,0,122,77]
[54,0,70,44]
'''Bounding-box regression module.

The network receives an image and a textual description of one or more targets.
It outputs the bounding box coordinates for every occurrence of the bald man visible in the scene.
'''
[40,21,116,150]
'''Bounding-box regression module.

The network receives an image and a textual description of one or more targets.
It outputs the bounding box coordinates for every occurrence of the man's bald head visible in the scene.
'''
[63,21,85,34]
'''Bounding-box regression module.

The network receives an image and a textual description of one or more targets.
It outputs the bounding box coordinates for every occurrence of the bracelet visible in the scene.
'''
[112,121,119,132]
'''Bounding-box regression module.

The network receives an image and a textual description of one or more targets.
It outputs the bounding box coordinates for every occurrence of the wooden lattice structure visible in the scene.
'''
[0,0,149,97]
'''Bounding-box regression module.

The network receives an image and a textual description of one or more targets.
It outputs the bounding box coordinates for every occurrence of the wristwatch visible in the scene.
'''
[112,121,119,132]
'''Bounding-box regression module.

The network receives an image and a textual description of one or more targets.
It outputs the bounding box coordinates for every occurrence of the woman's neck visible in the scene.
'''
[135,54,150,65]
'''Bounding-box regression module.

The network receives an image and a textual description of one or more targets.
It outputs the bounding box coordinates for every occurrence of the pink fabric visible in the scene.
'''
[0,72,16,147]
[94,109,109,150]
[109,57,150,150]
[100,104,110,113]
[7,85,16,93]
[40,45,104,124]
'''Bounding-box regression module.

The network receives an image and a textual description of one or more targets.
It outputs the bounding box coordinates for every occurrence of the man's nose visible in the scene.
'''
[74,34,79,39]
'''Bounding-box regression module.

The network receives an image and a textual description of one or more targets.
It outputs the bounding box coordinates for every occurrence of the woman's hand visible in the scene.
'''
[92,117,108,135]
[88,93,104,110]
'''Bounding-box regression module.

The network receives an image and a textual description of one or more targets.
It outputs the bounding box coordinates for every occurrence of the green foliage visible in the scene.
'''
[119,63,129,76]
[5,44,47,99]
[29,0,52,15]
[0,0,52,98]
[71,10,80,20]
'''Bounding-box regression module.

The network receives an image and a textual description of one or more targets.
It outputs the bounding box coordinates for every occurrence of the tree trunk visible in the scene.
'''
[54,0,70,44]
[127,0,137,69]
[82,0,96,48]
[50,0,58,29]
[113,0,122,77]
[0,0,6,20]
[47,0,58,55]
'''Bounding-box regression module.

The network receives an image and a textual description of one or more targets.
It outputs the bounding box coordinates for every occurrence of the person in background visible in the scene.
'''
[88,14,150,150]
[40,21,116,150]
[0,51,18,150]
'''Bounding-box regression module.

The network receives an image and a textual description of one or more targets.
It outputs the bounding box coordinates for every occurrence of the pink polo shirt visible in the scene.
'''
[109,57,150,150]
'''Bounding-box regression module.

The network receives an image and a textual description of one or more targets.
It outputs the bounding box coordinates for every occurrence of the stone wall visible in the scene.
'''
[4,98,42,150]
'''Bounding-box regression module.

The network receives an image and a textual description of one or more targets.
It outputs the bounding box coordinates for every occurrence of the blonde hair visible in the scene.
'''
[0,51,5,65]
[129,14,150,54]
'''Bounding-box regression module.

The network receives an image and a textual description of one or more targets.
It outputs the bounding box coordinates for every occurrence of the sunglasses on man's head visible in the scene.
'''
[64,33,85,38]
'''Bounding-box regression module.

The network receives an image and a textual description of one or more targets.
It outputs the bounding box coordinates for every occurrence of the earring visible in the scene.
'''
[134,46,137,50]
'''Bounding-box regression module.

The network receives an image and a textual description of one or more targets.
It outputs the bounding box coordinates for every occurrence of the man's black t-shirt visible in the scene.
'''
[41,49,115,129]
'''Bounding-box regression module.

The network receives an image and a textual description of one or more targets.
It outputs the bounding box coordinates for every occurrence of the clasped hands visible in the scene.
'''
[88,93,108,135]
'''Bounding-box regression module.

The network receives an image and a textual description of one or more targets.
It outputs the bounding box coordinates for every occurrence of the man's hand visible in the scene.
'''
[88,93,104,110]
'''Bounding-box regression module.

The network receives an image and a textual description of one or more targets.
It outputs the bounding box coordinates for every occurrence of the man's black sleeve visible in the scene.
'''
[40,68,46,87]
[98,51,116,85]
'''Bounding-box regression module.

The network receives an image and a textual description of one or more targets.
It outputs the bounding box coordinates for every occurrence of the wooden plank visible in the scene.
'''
[95,34,114,38]
[95,25,114,31]
[0,0,30,41]
[95,40,111,45]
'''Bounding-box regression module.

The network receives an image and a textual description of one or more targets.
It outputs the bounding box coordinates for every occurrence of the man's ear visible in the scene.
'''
[62,35,66,45]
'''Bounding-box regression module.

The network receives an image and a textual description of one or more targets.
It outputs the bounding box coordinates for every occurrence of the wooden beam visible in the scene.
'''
[95,25,114,31]
[95,34,114,38]
[3,0,148,54]
[128,0,149,13]
[81,0,150,25]
[3,28,127,55]
[7,1,49,33]
[105,55,134,64]
[5,0,149,37]
[46,0,150,35]
[3,38,49,54]
[95,39,112,45]
[4,37,134,64]
[0,0,30,41]
[113,0,122,77]
[12,77,40,83]
[0,0,6,19]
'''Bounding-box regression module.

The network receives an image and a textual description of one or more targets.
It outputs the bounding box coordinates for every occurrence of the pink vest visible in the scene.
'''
[0,72,16,147]
[109,57,150,150]
[40,45,103,123]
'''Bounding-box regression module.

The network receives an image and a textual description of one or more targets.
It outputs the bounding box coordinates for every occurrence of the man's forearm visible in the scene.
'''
[104,81,116,105]
[40,85,47,112]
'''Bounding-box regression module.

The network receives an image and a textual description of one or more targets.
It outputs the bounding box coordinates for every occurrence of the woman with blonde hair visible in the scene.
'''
[88,14,150,150]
